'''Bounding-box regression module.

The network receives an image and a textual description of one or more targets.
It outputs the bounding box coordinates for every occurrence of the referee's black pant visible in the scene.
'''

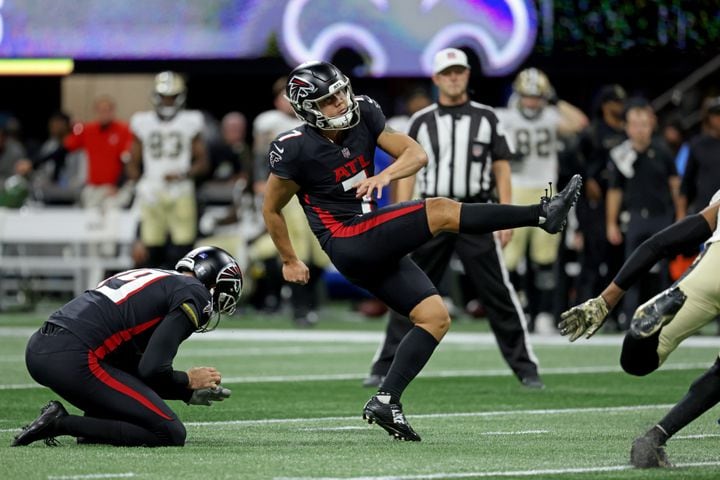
[368,231,540,381]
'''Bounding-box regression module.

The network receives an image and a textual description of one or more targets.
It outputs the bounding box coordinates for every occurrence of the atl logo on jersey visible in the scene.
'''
[334,154,370,183]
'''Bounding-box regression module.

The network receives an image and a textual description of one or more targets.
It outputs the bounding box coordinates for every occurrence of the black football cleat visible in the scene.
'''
[363,394,421,441]
[12,400,68,447]
[539,174,583,234]
[630,432,673,468]
[630,287,686,339]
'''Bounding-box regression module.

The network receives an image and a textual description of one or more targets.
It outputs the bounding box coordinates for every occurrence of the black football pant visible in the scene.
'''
[25,324,186,447]
[368,231,539,381]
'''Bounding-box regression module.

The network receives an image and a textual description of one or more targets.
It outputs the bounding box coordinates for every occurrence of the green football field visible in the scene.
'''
[2,305,720,479]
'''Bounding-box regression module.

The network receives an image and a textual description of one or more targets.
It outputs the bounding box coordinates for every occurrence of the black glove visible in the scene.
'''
[187,386,232,406]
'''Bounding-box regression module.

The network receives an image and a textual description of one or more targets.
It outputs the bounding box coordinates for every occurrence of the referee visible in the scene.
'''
[364,48,542,389]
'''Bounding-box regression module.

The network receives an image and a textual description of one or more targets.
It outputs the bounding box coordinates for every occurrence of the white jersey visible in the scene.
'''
[130,110,204,182]
[495,106,561,188]
[253,110,301,139]
[705,188,720,245]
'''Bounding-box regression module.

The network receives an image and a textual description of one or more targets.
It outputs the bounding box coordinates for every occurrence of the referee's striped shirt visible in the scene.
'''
[407,101,513,201]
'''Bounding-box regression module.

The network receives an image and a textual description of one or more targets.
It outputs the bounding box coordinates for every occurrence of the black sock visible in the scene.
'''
[380,327,439,403]
[657,358,720,438]
[459,203,542,234]
[620,331,661,376]
[57,415,165,447]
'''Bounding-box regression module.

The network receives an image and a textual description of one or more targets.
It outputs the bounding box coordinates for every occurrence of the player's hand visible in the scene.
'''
[354,172,391,200]
[187,366,222,389]
[282,258,309,285]
[187,386,232,406]
[558,296,610,341]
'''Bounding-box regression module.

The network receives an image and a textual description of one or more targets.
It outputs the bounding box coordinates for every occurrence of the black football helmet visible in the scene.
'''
[285,61,360,130]
[175,246,243,332]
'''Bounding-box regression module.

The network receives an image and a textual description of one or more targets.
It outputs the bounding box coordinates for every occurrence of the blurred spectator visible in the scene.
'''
[15,111,87,205]
[677,96,720,218]
[64,96,133,208]
[127,71,209,269]
[575,84,628,309]
[248,76,329,326]
[606,104,680,327]
[0,124,28,185]
[385,87,432,133]
[252,77,300,195]
[498,68,588,333]
[208,112,250,185]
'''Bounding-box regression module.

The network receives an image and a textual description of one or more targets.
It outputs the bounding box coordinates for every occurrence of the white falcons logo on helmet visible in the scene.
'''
[288,76,317,103]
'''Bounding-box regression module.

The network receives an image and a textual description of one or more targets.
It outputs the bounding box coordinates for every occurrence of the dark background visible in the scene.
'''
[3,0,720,145]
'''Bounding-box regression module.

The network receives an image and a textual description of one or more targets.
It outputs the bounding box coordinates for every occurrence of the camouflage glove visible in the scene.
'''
[188,386,232,406]
[558,296,610,341]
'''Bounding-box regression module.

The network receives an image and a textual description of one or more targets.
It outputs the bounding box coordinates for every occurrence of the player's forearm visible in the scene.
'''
[263,209,299,263]
[613,214,711,290]
[605,189,622,227]
[382,145,427,182]
[492,160,512,204]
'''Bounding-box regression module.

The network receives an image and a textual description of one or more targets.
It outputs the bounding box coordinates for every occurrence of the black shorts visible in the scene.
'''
[25,323,181,432]
[324,200,438,316]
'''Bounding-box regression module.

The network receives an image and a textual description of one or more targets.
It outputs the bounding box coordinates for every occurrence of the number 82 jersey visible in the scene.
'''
[495,106,561,188]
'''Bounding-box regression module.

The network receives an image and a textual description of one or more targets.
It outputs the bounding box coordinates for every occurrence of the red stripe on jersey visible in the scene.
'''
[87,350,172,420]
[93,316,163,360]
[333,202,424,237]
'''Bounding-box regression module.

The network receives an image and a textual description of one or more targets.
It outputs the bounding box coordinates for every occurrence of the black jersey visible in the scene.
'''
[268,96,386,245]
[48,269,211,362]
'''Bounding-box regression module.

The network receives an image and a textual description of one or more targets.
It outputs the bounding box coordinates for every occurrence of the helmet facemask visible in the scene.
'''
[301,81,359,130]
[200,264,243,332]
[175,246,243,333]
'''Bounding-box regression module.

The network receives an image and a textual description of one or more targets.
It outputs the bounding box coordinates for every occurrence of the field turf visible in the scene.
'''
[2,305,719,479]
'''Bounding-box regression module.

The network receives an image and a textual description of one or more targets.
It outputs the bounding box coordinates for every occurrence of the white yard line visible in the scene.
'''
[47,474,136,480]
[179,346,373,357]
[0,362,710,390]
[184,404,676,428]
[675,433,720,439]
[272,461,720,480]
[479,430,549,435]
[298,426,367,432]
[3,326,720,347]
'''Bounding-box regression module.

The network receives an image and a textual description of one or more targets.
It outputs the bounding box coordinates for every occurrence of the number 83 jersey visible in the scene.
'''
[495,106,561,188]
[130,110,204,183]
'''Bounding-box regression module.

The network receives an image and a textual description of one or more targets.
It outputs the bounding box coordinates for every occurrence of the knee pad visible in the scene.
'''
[630,286,687,339]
